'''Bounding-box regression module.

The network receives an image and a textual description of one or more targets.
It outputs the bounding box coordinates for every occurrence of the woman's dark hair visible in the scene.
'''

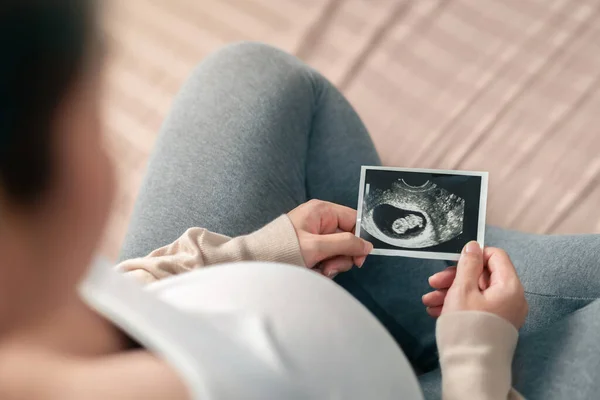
[0,0,94,205]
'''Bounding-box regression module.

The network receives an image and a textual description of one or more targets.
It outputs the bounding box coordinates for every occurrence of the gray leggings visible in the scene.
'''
[119,42,600,400]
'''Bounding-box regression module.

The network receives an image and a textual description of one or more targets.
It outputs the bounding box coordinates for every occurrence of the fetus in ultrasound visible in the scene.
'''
[361,179,465,248]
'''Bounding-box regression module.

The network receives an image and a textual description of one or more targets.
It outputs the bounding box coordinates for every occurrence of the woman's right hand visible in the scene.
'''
[287,200,373,278]
[423,241,528,329]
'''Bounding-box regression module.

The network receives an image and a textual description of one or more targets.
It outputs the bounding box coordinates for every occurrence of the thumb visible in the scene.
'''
[454,241,484,290]
[315,232,373,261]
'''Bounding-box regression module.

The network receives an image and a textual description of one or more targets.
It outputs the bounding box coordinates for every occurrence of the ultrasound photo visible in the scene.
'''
[355,166,488,261]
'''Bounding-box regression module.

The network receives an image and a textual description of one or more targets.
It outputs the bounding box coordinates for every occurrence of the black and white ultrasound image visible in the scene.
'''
[359,169,482,254]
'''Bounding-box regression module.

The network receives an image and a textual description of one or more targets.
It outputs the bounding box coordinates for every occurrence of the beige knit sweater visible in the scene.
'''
[116,215,523,400]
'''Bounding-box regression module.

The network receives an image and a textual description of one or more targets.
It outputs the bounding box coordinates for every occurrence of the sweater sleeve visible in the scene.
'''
[115,215,306,284]
[436,311,524,400]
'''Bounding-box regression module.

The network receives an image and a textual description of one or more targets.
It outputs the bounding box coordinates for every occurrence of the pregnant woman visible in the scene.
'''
[1,1,599,399]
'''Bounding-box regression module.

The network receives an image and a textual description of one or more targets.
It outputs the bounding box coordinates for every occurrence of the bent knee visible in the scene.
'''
[183,41,319,111]
[196,41,317,92]
[212,41,294,64]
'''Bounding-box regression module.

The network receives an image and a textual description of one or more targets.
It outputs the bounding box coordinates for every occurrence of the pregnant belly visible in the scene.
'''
[147,262,424,400]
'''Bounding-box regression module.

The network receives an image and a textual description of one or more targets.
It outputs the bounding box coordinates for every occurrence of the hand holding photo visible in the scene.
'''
[355,166,488,261]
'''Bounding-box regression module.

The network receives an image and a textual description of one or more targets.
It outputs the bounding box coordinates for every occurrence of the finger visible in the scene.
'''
[312,262,324,273]
[426,306,443,318]
[320,256,354,279]
[483,247,519,285]
[315,232,373,262]
[479,267,491,291]
[430,265,488,291]
[454,241,484,290]
[422,289,448,307]
[320,201,359,233]
[353,255,367,268]
[428,266,457,289]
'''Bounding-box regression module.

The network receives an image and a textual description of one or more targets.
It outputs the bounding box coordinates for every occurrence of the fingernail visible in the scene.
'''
[364,241,373,253]
[464,241,481,254]
[328,270,339,279]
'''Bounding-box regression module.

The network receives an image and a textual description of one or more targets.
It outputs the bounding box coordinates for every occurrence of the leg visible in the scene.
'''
[118,42,446,368]
[119,41,380,256]
[512,298,600,399]
[486,227,600,334]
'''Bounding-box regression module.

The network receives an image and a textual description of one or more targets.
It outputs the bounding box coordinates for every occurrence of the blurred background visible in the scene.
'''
[100,0,600,261]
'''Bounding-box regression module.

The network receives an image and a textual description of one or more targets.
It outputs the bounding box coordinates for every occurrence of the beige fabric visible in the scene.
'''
[437,311,524,400]
[116,215,521,398]
[116,215,306,283]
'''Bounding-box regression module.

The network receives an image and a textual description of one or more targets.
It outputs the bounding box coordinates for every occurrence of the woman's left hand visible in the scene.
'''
[422,243,528,330]
[288,200,373,278]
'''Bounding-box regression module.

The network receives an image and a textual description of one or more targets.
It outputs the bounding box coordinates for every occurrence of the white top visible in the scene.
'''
[79,258,424,400]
